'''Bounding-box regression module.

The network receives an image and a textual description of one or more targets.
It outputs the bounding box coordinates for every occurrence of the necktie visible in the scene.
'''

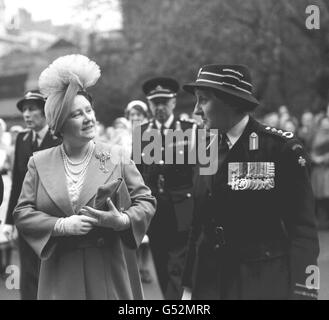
[217,133,230,171]
[32,133,39,152]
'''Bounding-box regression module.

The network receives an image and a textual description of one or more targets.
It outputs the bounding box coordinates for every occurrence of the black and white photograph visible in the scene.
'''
[0,0,328,305]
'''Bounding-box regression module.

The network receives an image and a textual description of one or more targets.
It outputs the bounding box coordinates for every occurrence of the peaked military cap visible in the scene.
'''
[17,89,46,112]
[142,77,179,100]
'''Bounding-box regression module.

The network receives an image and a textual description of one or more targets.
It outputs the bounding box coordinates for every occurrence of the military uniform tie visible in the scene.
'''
[32,133,39,152]
[217,133,230,171]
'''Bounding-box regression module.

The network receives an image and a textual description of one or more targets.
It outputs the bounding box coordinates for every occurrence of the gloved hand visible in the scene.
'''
[54,215,98,236]
[80,198,131,231]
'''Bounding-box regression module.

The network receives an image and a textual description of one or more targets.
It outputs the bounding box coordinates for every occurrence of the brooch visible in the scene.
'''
[95,151,111,173]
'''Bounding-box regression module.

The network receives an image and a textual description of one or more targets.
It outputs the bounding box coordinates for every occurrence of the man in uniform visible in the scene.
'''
[135,77,197,299]
[5,90,61,300]
[181,64,319,300]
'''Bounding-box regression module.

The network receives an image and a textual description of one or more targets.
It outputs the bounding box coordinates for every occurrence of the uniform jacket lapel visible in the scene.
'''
[39,130,58,149]
[22,130,33,157]
[213,117,258,187]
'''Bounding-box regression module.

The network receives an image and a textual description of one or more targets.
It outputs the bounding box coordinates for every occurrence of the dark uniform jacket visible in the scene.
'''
[0,174,3,207]
[6,129,61,225]
[136,118,197,243]
[182,117,319,300]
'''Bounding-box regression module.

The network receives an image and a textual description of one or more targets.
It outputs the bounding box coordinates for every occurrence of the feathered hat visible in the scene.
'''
[39,54,101,135]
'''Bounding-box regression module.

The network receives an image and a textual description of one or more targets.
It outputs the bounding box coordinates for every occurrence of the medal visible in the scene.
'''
[228,162,275,191]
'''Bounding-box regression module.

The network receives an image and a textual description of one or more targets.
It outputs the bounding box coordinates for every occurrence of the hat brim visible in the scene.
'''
[183,82,259,107]
[17,97,45,112]
[147,93,176,100]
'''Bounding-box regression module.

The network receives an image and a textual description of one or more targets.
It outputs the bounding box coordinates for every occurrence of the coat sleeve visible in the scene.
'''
[280,139,320,300]
[13,157,59,260]
[120,160,156,248]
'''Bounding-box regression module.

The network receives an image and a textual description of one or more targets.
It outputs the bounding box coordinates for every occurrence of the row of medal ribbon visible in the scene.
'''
[228,162,275,191]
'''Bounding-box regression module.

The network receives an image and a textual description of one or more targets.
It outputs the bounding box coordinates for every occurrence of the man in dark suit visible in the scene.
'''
[134,77,197,299]
[5,90,61,300]
[181,64,319,300]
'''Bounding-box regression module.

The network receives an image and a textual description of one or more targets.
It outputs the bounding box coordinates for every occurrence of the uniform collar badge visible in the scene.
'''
[249,132,259,151]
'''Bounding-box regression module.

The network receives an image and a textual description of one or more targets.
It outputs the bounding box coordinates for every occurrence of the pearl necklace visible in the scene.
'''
[61,142,95,184]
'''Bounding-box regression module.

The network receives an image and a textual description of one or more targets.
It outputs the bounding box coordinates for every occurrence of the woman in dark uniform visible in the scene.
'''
[181,64,319,300]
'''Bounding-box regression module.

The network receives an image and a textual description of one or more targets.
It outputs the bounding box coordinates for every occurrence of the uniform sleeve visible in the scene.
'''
[13,157,59,260]
[279,140,320,300]
[120,160,156,248]
[6,136,22,225]
[0,174,3,206]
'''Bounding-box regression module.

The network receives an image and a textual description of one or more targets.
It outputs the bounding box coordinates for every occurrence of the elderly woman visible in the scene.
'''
[13,55,156,300]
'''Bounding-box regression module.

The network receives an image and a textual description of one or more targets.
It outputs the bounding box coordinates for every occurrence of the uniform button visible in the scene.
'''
[97,238,105,247]
[186,193,192,198]
[215,226,223,235]
[179,150,183,155]
[159,160,164,165]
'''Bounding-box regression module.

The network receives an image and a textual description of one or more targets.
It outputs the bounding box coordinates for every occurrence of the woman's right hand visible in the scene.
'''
[62,215,98,235]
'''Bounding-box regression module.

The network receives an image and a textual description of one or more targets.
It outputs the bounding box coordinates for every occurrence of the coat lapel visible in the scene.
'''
[76,142,118,211]
[34,146,75,217]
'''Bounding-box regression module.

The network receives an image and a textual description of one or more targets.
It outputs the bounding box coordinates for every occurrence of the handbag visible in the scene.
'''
[93,177,132,212]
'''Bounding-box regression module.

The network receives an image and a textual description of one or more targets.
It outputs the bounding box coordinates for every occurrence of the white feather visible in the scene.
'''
[39,54,101,96]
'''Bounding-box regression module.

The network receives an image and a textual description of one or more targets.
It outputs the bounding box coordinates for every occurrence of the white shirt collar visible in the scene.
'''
[226,115,249,149]
[155,113,174,130]
[33,125,49,142]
